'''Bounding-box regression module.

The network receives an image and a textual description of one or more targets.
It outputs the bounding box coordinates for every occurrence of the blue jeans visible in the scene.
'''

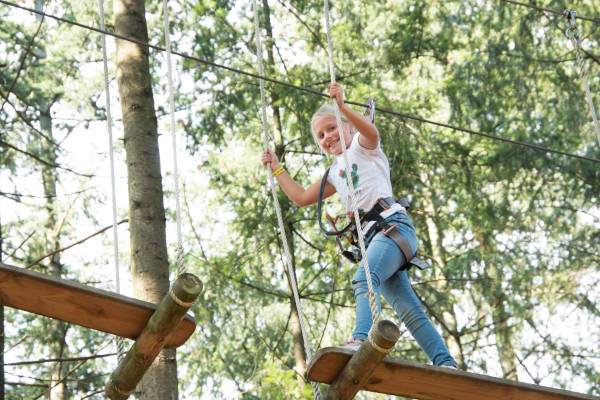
[351,212,456,367]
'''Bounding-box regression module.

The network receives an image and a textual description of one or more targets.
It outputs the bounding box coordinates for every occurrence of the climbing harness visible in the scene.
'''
[317,169,428,270]
[358,197,428,271]
[563,9,600,147]
[316,166,360,262]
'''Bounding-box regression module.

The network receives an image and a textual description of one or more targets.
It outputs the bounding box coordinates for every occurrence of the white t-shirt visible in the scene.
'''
[326,133,405,233]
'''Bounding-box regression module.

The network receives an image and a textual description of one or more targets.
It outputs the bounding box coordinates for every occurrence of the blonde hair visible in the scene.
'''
[310,103,352,152]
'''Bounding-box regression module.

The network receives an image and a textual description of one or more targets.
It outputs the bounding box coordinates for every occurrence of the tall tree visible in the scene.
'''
[114,0,176,397]
[31,1,71,395]
[259,0,310,386]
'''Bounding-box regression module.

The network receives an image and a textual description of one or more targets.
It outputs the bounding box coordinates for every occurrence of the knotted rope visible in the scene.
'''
[323,0,379,323]
[253,1,321,398]
[564,9,600,146]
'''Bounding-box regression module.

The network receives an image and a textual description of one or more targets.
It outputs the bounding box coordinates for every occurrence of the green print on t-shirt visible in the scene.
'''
[339,163,359,188]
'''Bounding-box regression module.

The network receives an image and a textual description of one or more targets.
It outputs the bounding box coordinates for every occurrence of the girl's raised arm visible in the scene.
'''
[329,83,379,150]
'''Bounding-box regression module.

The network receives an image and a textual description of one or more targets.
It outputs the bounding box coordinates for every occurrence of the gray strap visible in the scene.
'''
[385,228,413,260]
[384,227,429,271]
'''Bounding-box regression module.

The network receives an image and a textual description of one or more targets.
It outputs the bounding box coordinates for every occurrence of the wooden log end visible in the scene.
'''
[325,321,401,399]
[369,320,400,352]
[172,273,203,304]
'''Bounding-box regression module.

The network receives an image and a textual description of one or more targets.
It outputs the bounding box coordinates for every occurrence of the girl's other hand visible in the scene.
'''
[262,149,281,171]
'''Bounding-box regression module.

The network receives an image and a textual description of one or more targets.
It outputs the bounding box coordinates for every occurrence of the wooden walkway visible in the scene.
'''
[307,347,598,400]
[0,262,195,348]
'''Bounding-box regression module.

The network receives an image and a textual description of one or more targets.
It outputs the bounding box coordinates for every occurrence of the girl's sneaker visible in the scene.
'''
[341,338,364,351]
[439,364,458,369]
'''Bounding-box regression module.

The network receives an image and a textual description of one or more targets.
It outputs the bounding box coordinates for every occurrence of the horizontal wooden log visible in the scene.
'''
[105,273,202,400]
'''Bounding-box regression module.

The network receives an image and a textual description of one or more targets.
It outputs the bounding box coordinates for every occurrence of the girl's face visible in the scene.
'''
[313,116,352,155]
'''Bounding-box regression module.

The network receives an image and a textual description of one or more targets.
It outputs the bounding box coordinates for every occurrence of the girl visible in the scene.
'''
[262,83,457,368]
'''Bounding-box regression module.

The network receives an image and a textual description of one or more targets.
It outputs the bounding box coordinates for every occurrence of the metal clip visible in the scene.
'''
[363,98,376,124]
[563,9,581,45]
[342,247,362,263]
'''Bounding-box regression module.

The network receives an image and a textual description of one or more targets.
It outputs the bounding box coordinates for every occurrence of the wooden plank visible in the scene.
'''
[307,347,598,400]
[0,262,195,348]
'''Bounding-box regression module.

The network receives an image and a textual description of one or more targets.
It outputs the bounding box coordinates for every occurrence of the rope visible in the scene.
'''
[253,1,320,398]
[323,0,379,322]
[162,0,185,276]
[3,0,600,165]
[564,10,600,147]
[97,0,125,359]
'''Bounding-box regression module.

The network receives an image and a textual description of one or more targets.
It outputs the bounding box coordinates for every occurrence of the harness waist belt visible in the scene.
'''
[362,197,429,271]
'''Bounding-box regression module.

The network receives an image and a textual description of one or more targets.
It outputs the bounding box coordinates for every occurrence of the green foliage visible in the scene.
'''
[2,0,599,398]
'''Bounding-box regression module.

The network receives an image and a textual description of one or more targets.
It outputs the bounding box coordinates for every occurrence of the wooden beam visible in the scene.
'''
[307,347,598,400]
[105,273,202,399]
[324,320,401,400]
[0,262,195,348]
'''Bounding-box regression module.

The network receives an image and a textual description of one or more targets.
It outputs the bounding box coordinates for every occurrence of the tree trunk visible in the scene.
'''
[486,261,518,380]
[40,106,68,400]
[114,0,177,398]
[33,1,69,396]
[419,169,465,369]
[261,0,308,386]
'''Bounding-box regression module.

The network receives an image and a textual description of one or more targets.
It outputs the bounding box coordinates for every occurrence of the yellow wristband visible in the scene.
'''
[272,166,285,178]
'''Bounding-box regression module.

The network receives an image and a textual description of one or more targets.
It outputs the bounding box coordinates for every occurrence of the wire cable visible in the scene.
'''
[1,0,598,165]
[498,0,600,24]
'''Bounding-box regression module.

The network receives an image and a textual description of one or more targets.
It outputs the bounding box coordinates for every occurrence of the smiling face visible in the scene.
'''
[313,116,353,155]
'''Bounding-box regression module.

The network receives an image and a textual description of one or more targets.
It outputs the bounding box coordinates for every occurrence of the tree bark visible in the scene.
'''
[114,0,177,398]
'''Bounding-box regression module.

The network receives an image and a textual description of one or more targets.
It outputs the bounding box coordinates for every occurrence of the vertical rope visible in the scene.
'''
[98,0,125,359]
[323,0,379,322]
[162,0,185,276]
[253,1,320,398]
[564,10,600,147]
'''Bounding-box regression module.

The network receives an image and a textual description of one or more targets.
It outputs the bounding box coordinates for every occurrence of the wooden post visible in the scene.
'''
[105,273,202,400]
[325,319,401,400]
